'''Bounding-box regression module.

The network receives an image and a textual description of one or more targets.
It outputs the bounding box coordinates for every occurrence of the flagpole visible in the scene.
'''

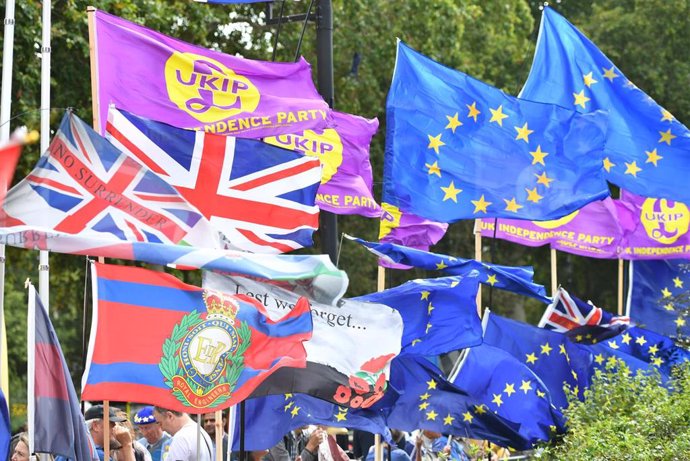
[103,400,111,461]
[617,258,624,316]
[214,410,223,461]
[373,265,385,461]
[0,0,17,411]
[27,283,36,457]
[38,0,51,308]
[550,249,558,296]
[474,221,482,316]
[86,6,101,132]
[239,401,246,461]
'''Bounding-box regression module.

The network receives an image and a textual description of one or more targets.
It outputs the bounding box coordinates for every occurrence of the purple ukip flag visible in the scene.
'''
[30,284,98,461]
[91,10,330,138]
[264,111,381,217]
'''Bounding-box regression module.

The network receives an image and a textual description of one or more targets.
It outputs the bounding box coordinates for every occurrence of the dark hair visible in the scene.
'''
[153,406,184,417]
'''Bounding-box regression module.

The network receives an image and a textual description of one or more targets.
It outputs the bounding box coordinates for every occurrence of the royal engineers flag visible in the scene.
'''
[355,276,482,356]
[106,107,321,254]
[82,263,313,412]
[90,10,330,138]
[628,259,690,338]
[264,111,382,217]
[521,7,690,204]
[383,41,609,222]
[29,283,98,461]
[203,272,402,409]
[0,111,220,248]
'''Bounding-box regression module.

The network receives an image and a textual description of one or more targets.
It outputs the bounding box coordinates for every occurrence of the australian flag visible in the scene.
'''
[30,283,98,461]
[106,107,321,254]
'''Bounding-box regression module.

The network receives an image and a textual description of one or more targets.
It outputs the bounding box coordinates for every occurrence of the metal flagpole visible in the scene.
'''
[39,0,51,308]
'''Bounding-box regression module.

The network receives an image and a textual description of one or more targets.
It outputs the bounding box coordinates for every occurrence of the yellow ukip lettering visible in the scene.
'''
[316,193,340,205]
[343,195,378,208]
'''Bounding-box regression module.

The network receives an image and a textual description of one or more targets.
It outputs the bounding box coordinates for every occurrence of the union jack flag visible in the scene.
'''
[539,287,630,333]
[0,111,219,248]
[105,107,321,254]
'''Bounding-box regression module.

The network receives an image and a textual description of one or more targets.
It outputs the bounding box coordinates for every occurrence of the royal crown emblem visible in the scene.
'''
[159,289,251,408]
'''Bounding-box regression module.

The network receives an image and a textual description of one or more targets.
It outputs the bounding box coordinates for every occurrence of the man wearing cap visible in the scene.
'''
[134,407,172,461]
[152,407,213,461]
[84,404,136,461]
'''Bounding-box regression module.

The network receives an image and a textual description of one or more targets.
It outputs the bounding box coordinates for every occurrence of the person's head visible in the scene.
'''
[11,433,29,461]
[249,450,268,461]
[152,407,189,436]
[202,412,227,438]
[134,406,164,444]
[421,430,441,441]
[85,404,127,446]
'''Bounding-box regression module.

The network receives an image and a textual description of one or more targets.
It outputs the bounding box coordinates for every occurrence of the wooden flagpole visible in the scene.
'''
[617,258,624,316]
[474,221,482,316]
[373,265,386,461]
[550,249,558,296]
[215,410,223,461]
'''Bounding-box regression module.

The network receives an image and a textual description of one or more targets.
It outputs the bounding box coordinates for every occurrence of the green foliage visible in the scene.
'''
[543,363,690,460]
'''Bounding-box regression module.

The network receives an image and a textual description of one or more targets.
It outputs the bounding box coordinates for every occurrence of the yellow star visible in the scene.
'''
[436,260,448,270]
[519,380,532,394]
[425,160,442,177]
[427,379,437,390]
[559,344,567,355]
[525,187,543,204]
[660,109,674,122]
[427,302,435,315]
[525,352,538,364]
[334,411,347,422]
[635,335,647,346]
[603,157,615,172]
[486,274,498,286]
[540,343,553,355]
[441,181,462,202]
[536,389,546,398]
[608,340,619,350]
[673,277,684,288]
[529,145,549,166]
[594,354,605,365]
[284,401,294,411]
[652,357,664,366]
[535,172,554,188]
[583,72,598,88]
[419,402,430,411]
[503,383,516,397]
[662,287,672,298]
[575,335,583,342]
[624,161,642,177]
[284,393,293,399]
[420,392,431,401]
[664,302,675,311]
[461,412,472,423]
[645,149,663,167]
[421,291,430,301]
[427,134,445,154]
[425,322,432,333]
[602,66,619,82]
[676,317,686,327]
[445,113,463,133]
[471,195,491,214]
[649,344,659,355]
[426,410,438,421]
[466,101,481,122]
[489,105,509,126]
[491,393,503,407]
[658,129,676,145]
[606,356,618,368]
[474,404,487,415]
[291,406,300,417]
[573,90,590,108]
[514,123,534,143]
[621,333,631,345]
[411,339,422,346]
[503,197,523,213]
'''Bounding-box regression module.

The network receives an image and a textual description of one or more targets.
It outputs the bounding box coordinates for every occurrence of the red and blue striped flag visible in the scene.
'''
[82,263,313,412]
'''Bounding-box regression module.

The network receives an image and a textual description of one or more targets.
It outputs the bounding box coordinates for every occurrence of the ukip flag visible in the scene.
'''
[82,263,313,412]
[521,7,690,204]
[28,283,98,461]
[383,41,609,223]
[90,9,330,138]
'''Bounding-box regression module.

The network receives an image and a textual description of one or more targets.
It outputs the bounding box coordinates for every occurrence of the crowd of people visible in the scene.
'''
[8,405,512,461]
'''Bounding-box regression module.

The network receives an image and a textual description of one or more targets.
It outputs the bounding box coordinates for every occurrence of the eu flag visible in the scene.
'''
[628,259,690,338]
[522,7,690,204]
[453,344,565,446]
[384,356,530,450]
[483,312,592,410]
[355,276,482,356]
[384,41,609,222]
[347,235,551,303]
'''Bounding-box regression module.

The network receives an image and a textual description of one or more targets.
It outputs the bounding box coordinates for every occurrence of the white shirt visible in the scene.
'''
[167,421,214,461]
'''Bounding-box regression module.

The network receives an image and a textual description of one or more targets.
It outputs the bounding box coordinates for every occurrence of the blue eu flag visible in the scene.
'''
[355,276,482,356]
[383,41,609,222]
[453,343,566,446]
[384,356,530,450]
[347,235,551,303]
[522,7,690,203]
[483,312,592,410]
[629,259,690,338]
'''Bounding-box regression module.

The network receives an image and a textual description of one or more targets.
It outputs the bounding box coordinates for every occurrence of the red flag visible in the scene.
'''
[0,138,21,202]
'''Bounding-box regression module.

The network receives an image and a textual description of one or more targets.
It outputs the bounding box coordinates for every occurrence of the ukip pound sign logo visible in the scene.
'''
[640,198,690,245]
[165,52,260,123]
[159,289,251,408]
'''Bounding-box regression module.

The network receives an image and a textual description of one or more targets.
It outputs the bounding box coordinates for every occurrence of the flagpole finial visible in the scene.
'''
[24,278,31,289]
